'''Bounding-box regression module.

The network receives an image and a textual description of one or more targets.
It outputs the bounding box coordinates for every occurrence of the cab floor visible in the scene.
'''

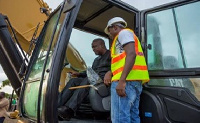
[59,119,111,123]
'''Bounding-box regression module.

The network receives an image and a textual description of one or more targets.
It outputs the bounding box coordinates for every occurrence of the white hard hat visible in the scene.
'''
[104,17,127,34]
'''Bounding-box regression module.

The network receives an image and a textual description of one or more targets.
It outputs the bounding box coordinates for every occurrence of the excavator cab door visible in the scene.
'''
[140,0,200,122]
[19,0,80,122]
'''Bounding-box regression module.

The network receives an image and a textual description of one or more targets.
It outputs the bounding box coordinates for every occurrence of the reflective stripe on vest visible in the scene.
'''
[111,28,149,84]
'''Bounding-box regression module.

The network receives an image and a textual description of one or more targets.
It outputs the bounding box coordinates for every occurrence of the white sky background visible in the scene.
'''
[0,66,7,82]
[44,0,177,10]
[0,0,178,93]
[0,66,13,94]
[121,0,177,10]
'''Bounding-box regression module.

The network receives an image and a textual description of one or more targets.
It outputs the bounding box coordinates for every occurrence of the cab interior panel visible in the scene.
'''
[74,0,136,37]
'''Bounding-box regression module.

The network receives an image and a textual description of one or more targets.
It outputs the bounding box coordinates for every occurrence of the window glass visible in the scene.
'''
[147,1,200,70]
[147,9,184,70]
[69,29,109,68]
[146,1,200,101]
[174,2,200,67]
[23,9,65,119]
[58,29,109,92]
[27,11,60,80]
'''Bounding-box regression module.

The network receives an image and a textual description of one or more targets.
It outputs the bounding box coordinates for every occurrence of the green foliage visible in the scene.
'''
[5,93,17,98]
[0,79,18,98]
[0,80,18,98]
[2,79,11,87]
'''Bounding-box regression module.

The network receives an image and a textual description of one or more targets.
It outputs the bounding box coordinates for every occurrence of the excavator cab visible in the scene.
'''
[0,0,200,123]
[0,0,138,122]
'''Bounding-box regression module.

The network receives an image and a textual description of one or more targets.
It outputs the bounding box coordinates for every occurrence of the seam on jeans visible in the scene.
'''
[118,95,120,122]
[135,85,139,95]
[127,86,134,108]
[135,82,142,94]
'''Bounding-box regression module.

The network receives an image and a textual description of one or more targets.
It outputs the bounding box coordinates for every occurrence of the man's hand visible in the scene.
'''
[70,71,80,77]
[116,79,126,97]
[104,71,112,86]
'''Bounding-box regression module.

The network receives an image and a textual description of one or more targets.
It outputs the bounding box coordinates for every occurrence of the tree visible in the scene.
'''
[1,79,18,98]
[1,79,11,87]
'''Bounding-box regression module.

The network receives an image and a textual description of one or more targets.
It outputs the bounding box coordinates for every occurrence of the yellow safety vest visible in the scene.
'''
[111,29,149,84]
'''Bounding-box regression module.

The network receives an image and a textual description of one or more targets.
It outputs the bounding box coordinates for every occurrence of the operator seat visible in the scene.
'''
[89,83,111,112]
[163,56,179,69]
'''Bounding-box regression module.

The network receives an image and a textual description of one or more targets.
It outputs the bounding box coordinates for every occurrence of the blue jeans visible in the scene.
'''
[111,81,142,123]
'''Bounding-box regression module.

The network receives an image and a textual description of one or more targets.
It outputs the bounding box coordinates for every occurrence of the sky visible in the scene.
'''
[0,66,13,94]
[121,0,177,10]
[0,0,177,93]
[0,66,7,83]
[43,0,177,10]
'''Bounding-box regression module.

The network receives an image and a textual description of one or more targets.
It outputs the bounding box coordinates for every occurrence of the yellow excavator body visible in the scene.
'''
[0,0,49,52]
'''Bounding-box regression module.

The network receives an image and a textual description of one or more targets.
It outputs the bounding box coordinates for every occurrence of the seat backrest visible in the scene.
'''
[89,83,110,112]
[163,56,179,69]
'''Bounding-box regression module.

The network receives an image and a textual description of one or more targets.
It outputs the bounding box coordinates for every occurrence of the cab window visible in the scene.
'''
[59,29,109,91]
[146,1,200,101]
[147,1,200,70]
[23,9,65,119]
[69,29,109,67]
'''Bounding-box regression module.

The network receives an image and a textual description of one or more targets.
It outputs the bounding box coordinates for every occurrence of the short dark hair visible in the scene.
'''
[93,38,106,48]
[0,92,5,97]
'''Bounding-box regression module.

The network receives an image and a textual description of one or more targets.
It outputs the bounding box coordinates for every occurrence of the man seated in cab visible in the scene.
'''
[58,38,111,121]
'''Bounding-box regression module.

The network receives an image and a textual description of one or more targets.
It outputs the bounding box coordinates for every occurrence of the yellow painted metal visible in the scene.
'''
[0,0,50,52]
[0,0,87,93]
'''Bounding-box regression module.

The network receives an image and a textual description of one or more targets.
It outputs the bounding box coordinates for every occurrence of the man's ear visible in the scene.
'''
[113,25,117,30]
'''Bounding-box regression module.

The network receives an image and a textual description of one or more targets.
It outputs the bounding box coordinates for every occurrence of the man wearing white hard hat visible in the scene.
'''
[104,17,149,123]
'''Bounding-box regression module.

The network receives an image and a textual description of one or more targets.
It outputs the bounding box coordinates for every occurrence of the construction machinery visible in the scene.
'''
[0,0,200,122]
